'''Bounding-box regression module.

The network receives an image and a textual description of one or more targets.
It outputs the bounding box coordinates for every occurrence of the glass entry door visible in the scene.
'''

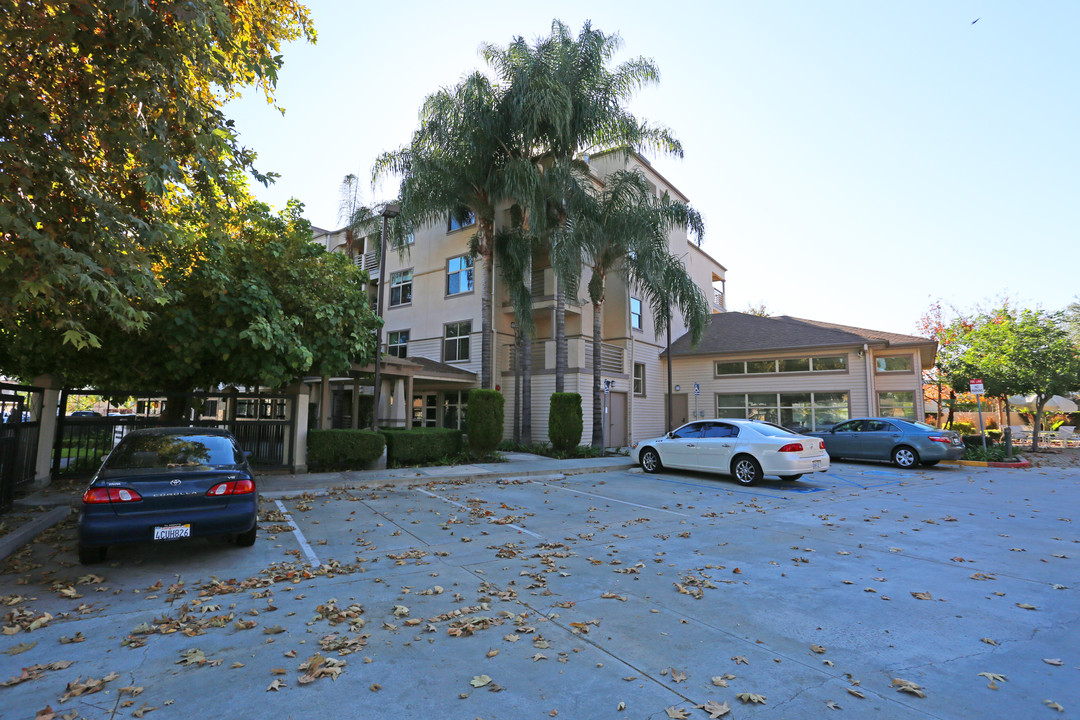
[412,394,437,427]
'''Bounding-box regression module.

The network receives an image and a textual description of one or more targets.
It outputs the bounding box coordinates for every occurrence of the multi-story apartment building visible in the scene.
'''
[313,150,727,447]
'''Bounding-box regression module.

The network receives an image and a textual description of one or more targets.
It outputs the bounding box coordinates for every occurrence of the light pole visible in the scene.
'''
[371,203,400,431]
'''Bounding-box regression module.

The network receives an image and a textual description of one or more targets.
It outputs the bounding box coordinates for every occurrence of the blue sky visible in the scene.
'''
[226,1,1080,337]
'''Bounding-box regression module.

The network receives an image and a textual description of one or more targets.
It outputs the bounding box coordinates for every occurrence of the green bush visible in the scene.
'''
[467,389,504,458]
[548,393,583,452]
[382,427,462,465]
[949,421,975,435]
[355,394,374,429]
[308,429,385,470]
[963,443,1012,462]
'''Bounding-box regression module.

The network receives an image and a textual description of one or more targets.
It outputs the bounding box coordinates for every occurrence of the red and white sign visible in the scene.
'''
[970,379,985,395]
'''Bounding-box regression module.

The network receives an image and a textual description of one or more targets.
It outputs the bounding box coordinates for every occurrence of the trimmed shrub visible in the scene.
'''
[308,429,385,470]
[355,394,374,429]
[467,389,504,458]
[382,427,463,465]
[549,393,583,452]
[949,421,975,435]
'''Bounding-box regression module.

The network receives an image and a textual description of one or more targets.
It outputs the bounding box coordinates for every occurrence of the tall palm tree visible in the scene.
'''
[373,72,510,389]
[576,170,709,447]
[483,20,684,392]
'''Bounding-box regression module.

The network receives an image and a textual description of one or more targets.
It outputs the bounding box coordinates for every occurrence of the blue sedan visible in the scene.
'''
[807,418,964,468]
[78,427,258,564]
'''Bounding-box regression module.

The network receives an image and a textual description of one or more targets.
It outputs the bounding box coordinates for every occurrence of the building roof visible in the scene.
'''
[665,312,934,357]
[406,356,477,382]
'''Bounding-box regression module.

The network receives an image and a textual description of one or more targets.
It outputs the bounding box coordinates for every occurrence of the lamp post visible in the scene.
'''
[371,203,400,431]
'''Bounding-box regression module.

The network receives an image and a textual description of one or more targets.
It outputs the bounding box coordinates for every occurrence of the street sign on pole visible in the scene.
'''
[970,380,987,451]
[970,379,984,395]
[694,383,700,396]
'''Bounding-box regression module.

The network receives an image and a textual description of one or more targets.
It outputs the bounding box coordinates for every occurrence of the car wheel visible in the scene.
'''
[892,446,919,468]
[78,544,106,565]
[640,448,662,473]
[779,474,803,481]
[235,525,257,547]
[921,460,940,467]
[731,455,762,486]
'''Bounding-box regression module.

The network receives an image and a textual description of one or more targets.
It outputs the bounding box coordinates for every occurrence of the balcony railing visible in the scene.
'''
[713,288,725,310]
[501,338,624,375]
[354,250,379,273]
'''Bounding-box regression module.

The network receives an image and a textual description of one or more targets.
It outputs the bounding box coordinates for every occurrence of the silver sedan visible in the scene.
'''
[807,418,964,468]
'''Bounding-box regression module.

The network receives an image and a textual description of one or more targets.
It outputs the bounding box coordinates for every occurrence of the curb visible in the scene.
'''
[0,506,72,562]
[940,457,1031,469]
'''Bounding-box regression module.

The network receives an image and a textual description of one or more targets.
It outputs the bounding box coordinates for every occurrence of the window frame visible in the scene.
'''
[630,297,643,331]
[388,269,413,308]
[447,209,476,233]
[387,329,409,359]
[446,254,475,297]
[443,320,472,363]
[633,363,646,396]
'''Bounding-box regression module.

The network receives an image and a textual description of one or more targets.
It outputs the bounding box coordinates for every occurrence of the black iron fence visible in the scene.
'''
[1,383,43,512]
[54,390,296,477]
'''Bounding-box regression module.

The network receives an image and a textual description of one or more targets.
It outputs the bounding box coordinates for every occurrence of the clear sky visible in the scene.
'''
[225,1,1080,338]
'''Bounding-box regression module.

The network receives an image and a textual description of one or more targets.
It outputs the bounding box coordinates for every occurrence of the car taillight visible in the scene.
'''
[778,443,804,452]
[818,440,825,450]
[83,487,143,504]
[928,436,952,444]
[207,479,255,496]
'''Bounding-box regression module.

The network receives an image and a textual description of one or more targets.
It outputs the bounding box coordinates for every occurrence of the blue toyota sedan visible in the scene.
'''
[78,427,258,564]
[807,418,964,468]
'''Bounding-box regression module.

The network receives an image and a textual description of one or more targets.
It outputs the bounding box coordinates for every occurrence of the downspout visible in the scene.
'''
[863,344,874,415]
[491,248,497,390]
[627,278,634,448]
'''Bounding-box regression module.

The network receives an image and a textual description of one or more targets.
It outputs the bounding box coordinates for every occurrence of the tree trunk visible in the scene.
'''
[513,331,521,444]
[946,390,955,429]
[555,277,566,393]
[591,299,604,447]
[479,231,493,390]
[1032,397,1046,452]
[521,331,532,444]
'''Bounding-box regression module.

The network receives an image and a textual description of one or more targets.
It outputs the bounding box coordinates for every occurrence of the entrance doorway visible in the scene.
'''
[668,393,688,431]
[607,391,627,447]
[412,394,437,427]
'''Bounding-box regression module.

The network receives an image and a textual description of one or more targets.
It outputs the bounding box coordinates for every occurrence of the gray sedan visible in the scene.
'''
[807,418,964,468]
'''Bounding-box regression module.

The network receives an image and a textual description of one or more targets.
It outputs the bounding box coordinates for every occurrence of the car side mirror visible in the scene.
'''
[243,450,253,460]
[666,432,674,439]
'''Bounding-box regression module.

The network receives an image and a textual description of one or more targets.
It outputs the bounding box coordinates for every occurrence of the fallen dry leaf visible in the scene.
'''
[664,707,689,719]
[669,668,687,683]
[731,655,749,665]
[981,638,998,646]
[736,692,767,705]
[1044,700,1064,712]
[266,679,286,692]
[470,675,492,688]
[1043,658,1064,666]
[695,700,730,718]
[4,641,35,655]
[892,678,926,698]
[811,644,826,654]
[826,700,841,710]
[847,688,865,699]
[910,591,933,601]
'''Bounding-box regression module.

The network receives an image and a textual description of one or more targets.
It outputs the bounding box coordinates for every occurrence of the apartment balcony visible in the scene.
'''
[501,337,624,375]
[355,250,379,274]
[502,267,584,314]
[712,287,725,311]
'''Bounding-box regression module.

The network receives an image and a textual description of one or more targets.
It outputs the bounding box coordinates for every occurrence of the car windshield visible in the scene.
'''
[748,422,800,437]
[104,434,242,473]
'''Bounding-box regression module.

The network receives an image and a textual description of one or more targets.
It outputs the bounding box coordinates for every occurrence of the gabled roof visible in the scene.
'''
[407,356,477,382]
[666,312,934,357]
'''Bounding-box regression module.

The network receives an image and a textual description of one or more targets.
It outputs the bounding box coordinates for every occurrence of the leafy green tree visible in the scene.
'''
[0,195,377,402]
[483,20,683,392]
[1,0,314,349]
[575,170,708,446]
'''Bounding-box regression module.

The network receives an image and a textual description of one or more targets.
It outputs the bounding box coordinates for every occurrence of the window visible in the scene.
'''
[442,390,468,429]
[746,360,776,374]
[878,391,915,419]
[672,422,705,439]
[630,297,642,330]
[446,255,474,296]
[633,363,646,395]
[387,330,409,358]
[715,361,745,376]
[702,422,738,438]
[389,270,412,307]
[812,355,846,371]
[443,321,471,362]
[876,355,913,372]
[715,392,849,431]
[779,358,810,372]
[447,209,475,232]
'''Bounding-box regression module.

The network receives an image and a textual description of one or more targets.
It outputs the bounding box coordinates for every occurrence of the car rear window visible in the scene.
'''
[105,434,242,472]
[747,422,800,438]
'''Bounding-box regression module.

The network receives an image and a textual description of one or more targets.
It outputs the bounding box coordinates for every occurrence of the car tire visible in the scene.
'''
[78,544,106,565]
[892,446,919,468]
[779,474,803,481]
[921,460,940,467]
[235,525,257,547]
[640,448,662,473]
[731,455,762,486]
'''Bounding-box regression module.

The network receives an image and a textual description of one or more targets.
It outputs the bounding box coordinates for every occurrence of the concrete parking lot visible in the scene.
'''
[1,461,1077,719]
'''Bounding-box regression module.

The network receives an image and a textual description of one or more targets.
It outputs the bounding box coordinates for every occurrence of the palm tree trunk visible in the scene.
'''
[513,330,521,444]
[479,222,494,389]
[591,299,604,447]
[555,277,566,393]
[521,331,532,443]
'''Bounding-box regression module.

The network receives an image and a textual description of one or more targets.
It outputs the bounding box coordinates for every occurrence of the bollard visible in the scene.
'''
[1004,426,1013,459]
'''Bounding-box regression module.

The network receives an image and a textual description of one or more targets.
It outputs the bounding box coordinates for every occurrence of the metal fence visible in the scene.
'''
[53,391,296,477]
[0,383,43,512]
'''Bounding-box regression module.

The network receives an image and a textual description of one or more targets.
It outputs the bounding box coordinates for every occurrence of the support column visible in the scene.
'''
[319,375,331,430]
[350,377,360,430]
[31,374,61,487]
[405,374,414,429]
[288,382,309,474]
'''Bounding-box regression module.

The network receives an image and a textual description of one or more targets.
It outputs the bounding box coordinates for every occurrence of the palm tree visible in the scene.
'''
[575,170,709,446]
[373,72,510,389]
[482,20,684,392]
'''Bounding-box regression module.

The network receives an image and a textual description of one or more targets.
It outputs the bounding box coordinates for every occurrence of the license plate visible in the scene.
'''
[812,459,822,468]
[153,524,191,541]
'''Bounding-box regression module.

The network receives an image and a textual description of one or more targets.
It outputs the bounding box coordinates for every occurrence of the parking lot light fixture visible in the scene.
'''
[372,202,401,431]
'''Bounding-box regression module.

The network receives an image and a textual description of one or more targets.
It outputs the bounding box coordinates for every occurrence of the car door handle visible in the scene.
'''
[686,443,696,448]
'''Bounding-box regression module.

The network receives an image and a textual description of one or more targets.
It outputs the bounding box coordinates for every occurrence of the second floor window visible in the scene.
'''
[630,297,643,330]
[633,363,646,395]
[387,330,409,358]
[444,321,471,362]
[389,270,412,307]
[447,209,475,232]
[446,255,474,295]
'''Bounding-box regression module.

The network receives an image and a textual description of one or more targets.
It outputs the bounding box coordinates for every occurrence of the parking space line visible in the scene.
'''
[273,500,321,566]
[536,481,692,516]
[415,488,544,539]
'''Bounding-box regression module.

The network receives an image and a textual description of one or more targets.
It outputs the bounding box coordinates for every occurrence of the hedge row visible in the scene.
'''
[549,393,583,452]
[467,389,504,458]
[382,427,463,465]
[307,429,385,470]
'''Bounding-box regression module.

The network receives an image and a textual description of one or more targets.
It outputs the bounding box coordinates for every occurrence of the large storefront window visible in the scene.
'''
[878,391,915,419]
[715,392,850,431]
